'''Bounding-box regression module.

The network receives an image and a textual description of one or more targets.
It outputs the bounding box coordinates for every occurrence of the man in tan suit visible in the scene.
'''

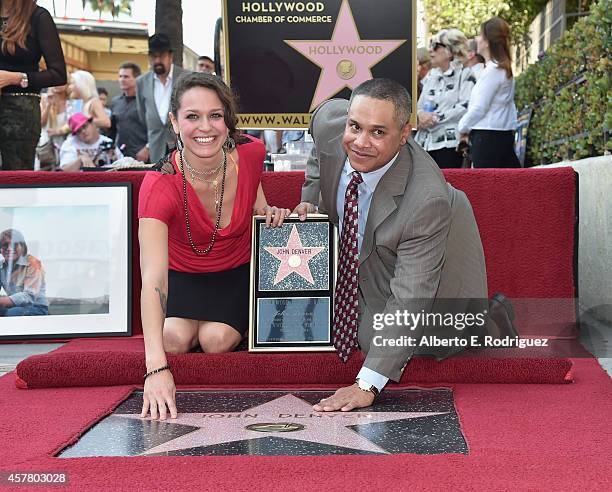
[295,78,492,411]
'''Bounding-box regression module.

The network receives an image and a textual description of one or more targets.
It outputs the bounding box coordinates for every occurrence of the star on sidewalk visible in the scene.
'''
[116,394,447,455]
[285,0,407,110]
[263,224,325,285]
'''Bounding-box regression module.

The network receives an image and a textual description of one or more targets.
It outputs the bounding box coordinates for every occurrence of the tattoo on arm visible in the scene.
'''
[155,287,167,316]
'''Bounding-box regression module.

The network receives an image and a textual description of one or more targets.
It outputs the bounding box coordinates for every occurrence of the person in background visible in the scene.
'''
[197,55,215,74]
[464,38,485,78]
[111,62,148,160]
[59,112,123,172]
[38,83,70,168]
[138,72,291,420]
[416,47,431,99]
[415,28,476,168]
[136,33,186,163]
[458,17,520,168]
[68,70,111,130]
[97,87,112,117]
[0,228,48,317]
[0,0,66,170]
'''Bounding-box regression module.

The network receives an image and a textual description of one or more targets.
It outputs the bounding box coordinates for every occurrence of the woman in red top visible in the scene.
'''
[138,72,290,420]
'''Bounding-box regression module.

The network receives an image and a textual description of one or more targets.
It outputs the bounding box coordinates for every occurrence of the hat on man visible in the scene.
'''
[148,33,172,54]
[68,112,93,135]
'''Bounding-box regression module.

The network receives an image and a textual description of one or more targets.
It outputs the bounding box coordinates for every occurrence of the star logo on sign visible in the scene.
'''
[116,394,447,455]
[284,0,407,110]
[264,224,325,285]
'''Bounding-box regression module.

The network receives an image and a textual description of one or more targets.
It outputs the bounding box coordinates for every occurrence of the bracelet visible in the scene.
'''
[144,364,170,380]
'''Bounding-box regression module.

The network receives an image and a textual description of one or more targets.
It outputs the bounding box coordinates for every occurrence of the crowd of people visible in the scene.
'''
[416,18,519,168]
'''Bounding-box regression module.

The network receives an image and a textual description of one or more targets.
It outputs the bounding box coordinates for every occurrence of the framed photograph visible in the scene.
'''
[0,183,131,340]
[249,215,337,351]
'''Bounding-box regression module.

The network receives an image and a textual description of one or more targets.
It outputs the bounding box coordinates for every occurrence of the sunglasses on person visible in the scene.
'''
[430,42,447,51]
[76,121,91,136]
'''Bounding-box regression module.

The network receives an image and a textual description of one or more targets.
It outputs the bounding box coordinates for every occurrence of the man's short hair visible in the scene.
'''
[350,78,412,127]
[97,87,108,97]
[198,55,214,63]
[119,61,142,78]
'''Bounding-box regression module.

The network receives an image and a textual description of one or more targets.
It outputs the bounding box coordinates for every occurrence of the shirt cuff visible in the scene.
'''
[357,366,389,393]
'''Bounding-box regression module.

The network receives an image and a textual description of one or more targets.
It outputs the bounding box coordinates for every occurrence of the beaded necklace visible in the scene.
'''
[178,148,227,255]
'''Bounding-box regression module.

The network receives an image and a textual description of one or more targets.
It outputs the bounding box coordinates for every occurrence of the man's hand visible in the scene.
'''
[293,202,316,221]
[135,146,150,163]
[312,384,375,412]
[78,152,96,168]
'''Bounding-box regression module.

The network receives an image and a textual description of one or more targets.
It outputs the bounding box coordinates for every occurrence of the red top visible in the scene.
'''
[138,136,265,273]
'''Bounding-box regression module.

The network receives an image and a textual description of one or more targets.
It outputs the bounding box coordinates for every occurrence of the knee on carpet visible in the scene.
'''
[198,323,241,353]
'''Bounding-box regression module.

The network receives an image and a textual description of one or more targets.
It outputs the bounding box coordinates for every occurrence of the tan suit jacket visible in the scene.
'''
[302,99,488,381]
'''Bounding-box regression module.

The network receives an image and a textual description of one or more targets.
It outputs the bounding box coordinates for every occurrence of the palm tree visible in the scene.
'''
[155,0,183,67]
[84,0,133,20]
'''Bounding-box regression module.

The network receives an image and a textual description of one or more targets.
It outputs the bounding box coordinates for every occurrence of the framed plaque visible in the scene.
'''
[249,215,337,351]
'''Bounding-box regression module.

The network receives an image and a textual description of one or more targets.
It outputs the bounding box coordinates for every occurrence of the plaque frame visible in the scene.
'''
[249,215,337,351]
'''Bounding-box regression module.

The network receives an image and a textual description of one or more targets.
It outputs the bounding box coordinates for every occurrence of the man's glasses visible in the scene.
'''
[430,42,447,51]
[76,122,91,136]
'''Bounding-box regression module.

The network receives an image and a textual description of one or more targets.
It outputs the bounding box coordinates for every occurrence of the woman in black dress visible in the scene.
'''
[0,0,66,170]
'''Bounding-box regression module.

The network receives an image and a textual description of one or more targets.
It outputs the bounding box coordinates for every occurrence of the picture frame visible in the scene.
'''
[0,183,132,340]
[249,215,337,351]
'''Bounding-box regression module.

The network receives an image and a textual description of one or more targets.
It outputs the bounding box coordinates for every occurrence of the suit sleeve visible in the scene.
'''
[363,195,452,381]
[136,76,148,133]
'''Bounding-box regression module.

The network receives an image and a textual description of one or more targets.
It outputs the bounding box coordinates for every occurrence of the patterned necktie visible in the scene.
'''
[333,171,363,361]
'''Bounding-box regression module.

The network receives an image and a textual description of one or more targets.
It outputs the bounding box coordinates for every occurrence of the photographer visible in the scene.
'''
[59,112,123,172]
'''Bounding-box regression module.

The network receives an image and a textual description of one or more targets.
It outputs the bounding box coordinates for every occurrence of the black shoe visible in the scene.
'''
[487,293,519,339]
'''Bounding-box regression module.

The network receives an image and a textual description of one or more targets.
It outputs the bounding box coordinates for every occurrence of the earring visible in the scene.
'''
[223,135,236,151]
[176,133,184,152]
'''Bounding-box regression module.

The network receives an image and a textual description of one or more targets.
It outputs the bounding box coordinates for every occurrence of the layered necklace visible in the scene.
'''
[183,155,225,211]
[178,148,227,255]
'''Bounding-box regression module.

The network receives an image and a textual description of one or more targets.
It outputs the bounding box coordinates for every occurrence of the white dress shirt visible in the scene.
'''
[336,153,399,392]
[458,61,518,134]
[153,64,174,125]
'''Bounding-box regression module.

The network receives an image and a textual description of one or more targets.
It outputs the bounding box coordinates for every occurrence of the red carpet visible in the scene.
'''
[1,358,611,490]
[15,338,574,388]
[0,168,579,338]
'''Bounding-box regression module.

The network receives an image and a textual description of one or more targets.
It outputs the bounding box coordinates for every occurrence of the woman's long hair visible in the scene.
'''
[482,17,513,79]
[1,0,37,55]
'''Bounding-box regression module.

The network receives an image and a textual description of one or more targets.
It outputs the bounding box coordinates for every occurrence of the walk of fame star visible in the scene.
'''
[263,225,325,285]
[284,0,407,110]
[116,394,447,455]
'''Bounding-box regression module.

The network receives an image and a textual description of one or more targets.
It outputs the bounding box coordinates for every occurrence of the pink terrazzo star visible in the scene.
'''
[285,0,407,110]
[264,224,325,285]
[117,394,447,455]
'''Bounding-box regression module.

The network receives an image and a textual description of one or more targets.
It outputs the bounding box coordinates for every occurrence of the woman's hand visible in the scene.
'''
[417,111,439,129]
[0,70,23,89]
[254,205,292,227]
[141,369,177,421]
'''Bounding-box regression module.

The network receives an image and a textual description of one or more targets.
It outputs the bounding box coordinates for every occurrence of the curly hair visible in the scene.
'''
[430,28,469,63]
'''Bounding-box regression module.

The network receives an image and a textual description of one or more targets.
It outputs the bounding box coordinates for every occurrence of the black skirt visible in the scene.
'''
[470,129,520,168]
[167,263,250,336]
